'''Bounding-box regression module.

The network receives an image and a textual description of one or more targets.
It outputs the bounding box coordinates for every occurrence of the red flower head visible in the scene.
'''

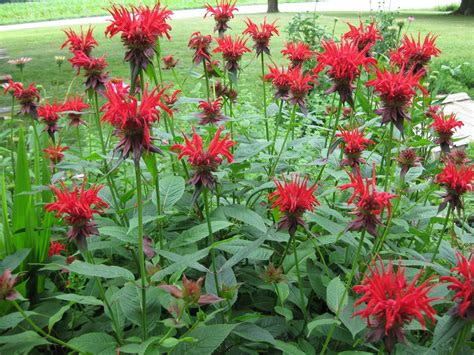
[212,81,238,102]
[105,3,172,80]
[0,269,19,301]
[429,112,463,152]
[45,180,108,249]
[164,89,182,111]
[188,32,213,65]
[396,148,422,178]
[48,240,67,257]
[281,41,314,68]
[61,26,97,56]
[101,81,172,163]
[435,162,474,213]
[213,35,250,74]
[162,54,178,70]
[390,33,440,74]
[43,144,69,164]
[366,66,426,135]
[171,126,235,191]
[205,59,221,77]
[243,17,279,56]
[343,21,382,53]
[353,259,438,353]
[336,125,374,168]
[3,80,40,118]
[441,253,474,320]
[69,51,109,92]
[315,39,375,107]
[38,101,64,140]
[269,174,319,234]
[264,65,291,100]
[61,96,90,126]
[196,98,227,125]
[447,148,469,166]
[426,105,441,118]
[159,274,223,305]
[287,67,317,114]
[205,0,238,37]
[338,165,396,237]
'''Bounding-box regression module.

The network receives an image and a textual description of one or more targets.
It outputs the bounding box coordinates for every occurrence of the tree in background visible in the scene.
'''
[454,0,474,15]
[267,0,279,13]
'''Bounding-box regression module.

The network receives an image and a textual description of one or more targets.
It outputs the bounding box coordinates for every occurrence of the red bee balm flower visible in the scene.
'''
[101,81,172,163]
[213,35,250,74]
[171,126,235,191]
[0,269,20,301]
[69,51,109,91]
[62,96,90,126]
[205,0,238,37]
[43,144,69,164]
[343,21,382,53]
[288,67,317,114]
[196,98,227,125]
[353,259,438,353]
[441,253,474,320]
[269,175,319,234]
[38,101,64,140]
[338,165,396,237]
[159,274,223,305]
[164,89,181,111]
[162,55,178,70]
[45,180,108,249]
[3,80,40,118]
[281,41,314,68]
[315,40,375,107]
[243,17,279,56]
[336,126,374,168]
[48,240,67,256]
[264,65,291,99]
[429,112,463,152]
[61,26,97,56]
[188,32,213,65]
[205,59,221,77]
[396,148,422,178]
[106,3,172,79]
[366,66,426,134]
[390,33,440,74]
[435,162,474,212]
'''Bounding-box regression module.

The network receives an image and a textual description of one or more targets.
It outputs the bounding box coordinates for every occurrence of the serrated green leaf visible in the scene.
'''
[62,260,134,281]
[327,276,347,314]
[48,303,71,332]
[173,324,237,355]
[159,175,185,210]
[55,293,103,306]
[222,205,267,232]
[307,318,340,337]
[171,221,233,248]
[68,332,117,354]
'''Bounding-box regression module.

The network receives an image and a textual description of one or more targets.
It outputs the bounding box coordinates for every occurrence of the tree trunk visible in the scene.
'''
[267,0,279,13]
[453,0,474,15]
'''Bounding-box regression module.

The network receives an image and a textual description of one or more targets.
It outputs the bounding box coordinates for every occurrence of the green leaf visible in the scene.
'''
[99,226,135,244]
[48,303,71,332]
[0,248,31,273]
[0,331,49,354]
[222,205,267,232]
[62,260,134,281]
[326,277,347,314]
[307,318,340,337]
[171,221,233,248]
[431,314,467,351]
[68,332,117,354]
[118,284,161,330]
[159,175,185,210]
[339,296,366,338]
[0,311,38,330]
[55,293,103,306]
[220,231,269,269]
[233,141,272,163]
[274,340,306,355]
[173,324,237,355]
[233,323,276,345]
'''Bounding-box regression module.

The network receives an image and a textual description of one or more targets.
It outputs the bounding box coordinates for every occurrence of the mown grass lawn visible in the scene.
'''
[0,11,473,108]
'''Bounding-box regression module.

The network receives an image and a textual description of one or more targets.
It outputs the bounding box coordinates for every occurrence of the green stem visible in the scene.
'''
[270,104,297,177]
[203,188,220,296]
[261,54,269,144]
[203,60,211,102]
[11,301,84,354]
[384,123,395,192]
[10,96,15,179]
[321,230,367,355]
[154,159,164,250]
[134,160,148,340]
[325,99,343,157]
[293,233,307,335]
[431,204,452,263]
[277,232,294,268]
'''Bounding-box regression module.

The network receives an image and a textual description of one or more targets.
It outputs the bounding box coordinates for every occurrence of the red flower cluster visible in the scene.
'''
[243,17,279,56]
[159,274,222,305]
[353,259,438,353]
[196,98,227,125]
[213,35,250,74]
[338,165,396,237]
[61,96,90,126]
[38,101,64,140]
[366,66,426,134]
[269,175,319,234]
[429,112,463,152]
[43,144,69,164]
[3,80,40,118]
[162,55,178,70]
[315,40,375,107]
[343,21,382,53]
[213,81,238,102]
[164,89,181,111]
[188,32,213,65]
[106,3,172,78]
[336,126,374,168]
[205,59,221,77]
[281,41,314,68]
[101,81,172,163]
[205,0,238,37]
[441,253,474,320]
[172,126,235,191]
[48,240,67,256]
[45,180,108,249]
[435,162,474,212]
[390,33,440,74]
[264,65,291,99]
[0,269,19,301]
[396,148,422,178]
[61,26,97,56]
[287,67,317,114]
